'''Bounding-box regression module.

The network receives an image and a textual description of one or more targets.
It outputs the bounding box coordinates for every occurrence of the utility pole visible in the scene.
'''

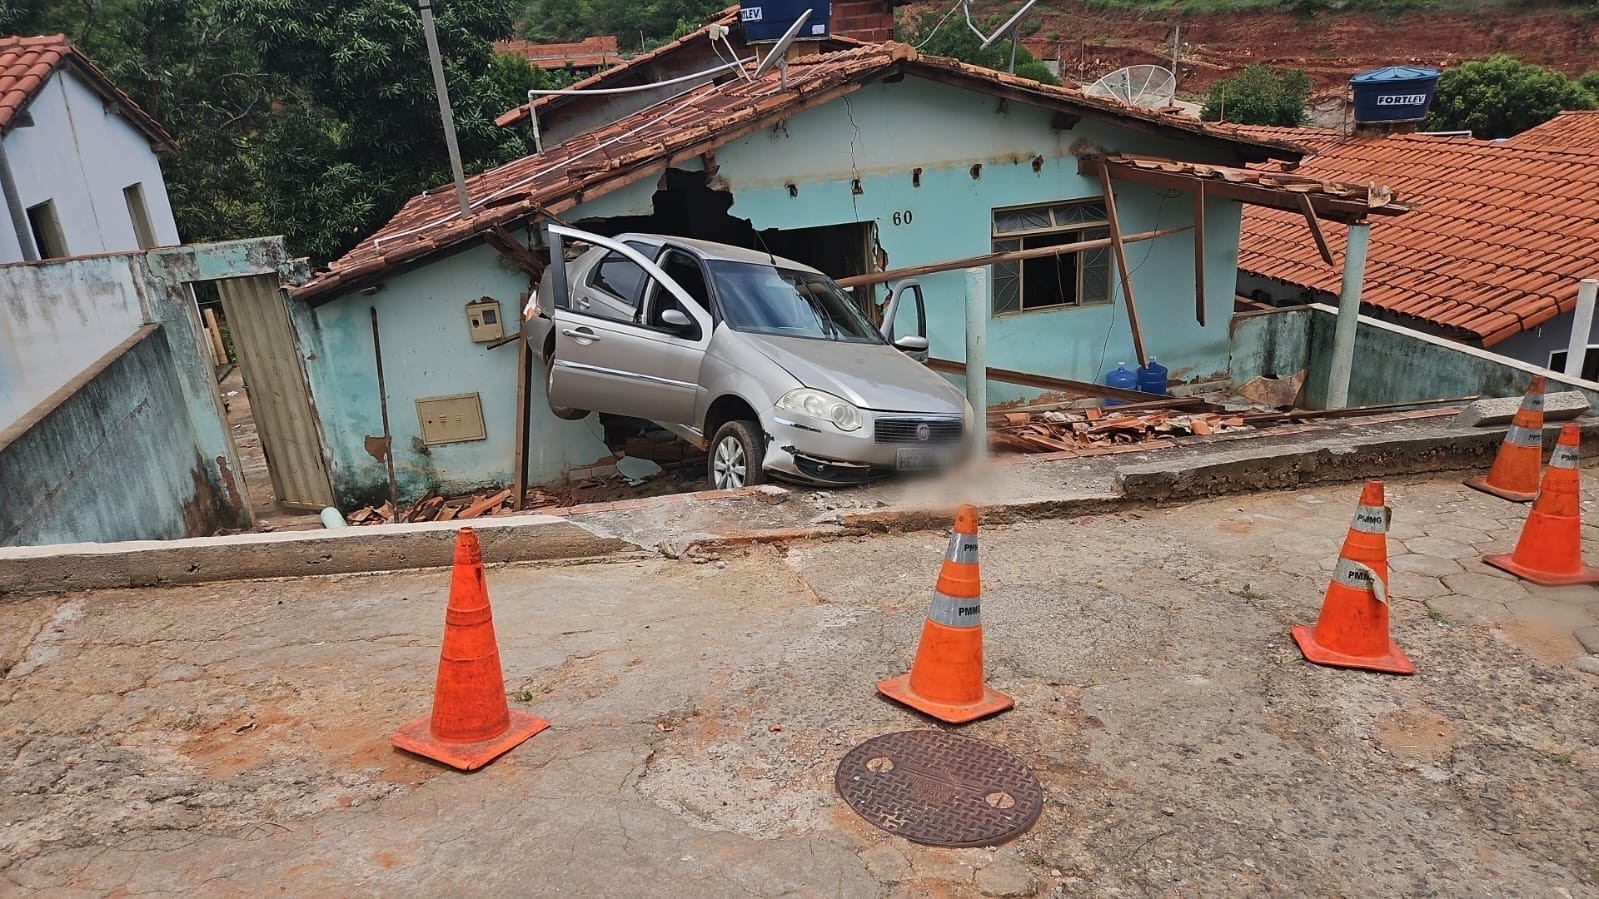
[419,0,471,217]
[1171,24,1180,93]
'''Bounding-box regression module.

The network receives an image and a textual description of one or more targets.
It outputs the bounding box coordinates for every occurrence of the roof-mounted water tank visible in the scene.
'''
[1350,66,1440,125]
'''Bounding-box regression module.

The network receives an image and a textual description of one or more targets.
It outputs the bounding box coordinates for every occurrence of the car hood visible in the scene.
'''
[740,333,966,414]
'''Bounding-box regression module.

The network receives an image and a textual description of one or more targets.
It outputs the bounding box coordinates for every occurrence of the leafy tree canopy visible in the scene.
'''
[2,0,537,264]
[897,8,1061,86]
[515,0,724,46]
[1422,55,1597,138]
[1200,64,1310,126]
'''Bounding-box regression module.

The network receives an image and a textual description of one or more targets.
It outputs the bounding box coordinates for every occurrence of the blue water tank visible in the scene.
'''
[741,0,831,42]
[1137,357,1169,395]
[1350,66,1440,124]
[1104,362,1137,406]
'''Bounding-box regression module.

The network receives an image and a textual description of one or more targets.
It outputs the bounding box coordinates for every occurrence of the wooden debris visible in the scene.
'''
[459,489,513,520]
[989,406,1251,455]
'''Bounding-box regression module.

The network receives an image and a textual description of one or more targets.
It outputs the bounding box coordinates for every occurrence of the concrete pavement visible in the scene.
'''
[0,476,1595,896]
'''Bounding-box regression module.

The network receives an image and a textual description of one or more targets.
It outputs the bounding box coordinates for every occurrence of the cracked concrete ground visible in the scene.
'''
[1,476,1595,896]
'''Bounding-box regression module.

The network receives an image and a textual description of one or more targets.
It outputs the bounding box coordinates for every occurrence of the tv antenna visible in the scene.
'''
[751,8,813,89]
[966,0,1040,73]
[1084,64,1177,108]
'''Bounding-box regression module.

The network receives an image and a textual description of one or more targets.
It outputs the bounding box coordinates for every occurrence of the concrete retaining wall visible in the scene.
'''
[1229,305,1599,409]
[0,326,229,546]
[0,513,639,595]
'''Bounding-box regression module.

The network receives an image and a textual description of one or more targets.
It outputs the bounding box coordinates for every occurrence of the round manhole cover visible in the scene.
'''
[835,730,1044,848]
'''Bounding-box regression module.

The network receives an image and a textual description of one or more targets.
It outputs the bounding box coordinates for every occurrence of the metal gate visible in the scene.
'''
[216,275,334,509]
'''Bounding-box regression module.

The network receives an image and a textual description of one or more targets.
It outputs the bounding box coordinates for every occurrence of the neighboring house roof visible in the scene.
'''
[1238,130,1599,346]
[1503,110,1599,151]
[1228,125,1344,155]
[494,35,622,71]
[0,34,174,149]
[494,6,867,130]
[302,43,1303,304]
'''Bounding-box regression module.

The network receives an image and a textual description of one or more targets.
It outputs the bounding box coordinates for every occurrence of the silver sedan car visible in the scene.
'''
[527,226,972,488]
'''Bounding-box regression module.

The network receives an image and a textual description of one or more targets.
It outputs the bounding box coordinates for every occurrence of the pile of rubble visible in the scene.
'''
[990,406,1250,454]
[344,476,682,526]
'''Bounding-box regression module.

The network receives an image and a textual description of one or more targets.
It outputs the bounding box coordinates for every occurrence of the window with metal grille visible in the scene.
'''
[991,200,1111,315]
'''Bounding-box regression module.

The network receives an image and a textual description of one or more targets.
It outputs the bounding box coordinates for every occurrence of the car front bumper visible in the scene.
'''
[757,408,965,486]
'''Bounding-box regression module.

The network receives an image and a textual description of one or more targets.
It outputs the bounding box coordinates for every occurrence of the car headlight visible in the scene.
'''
[777,388,862,432]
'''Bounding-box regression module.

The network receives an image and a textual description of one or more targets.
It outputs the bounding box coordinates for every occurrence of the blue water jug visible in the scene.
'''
[1104,362,1137,407]
[1137,356,1168,395]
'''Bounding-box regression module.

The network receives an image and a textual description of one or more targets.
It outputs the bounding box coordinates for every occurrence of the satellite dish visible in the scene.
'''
[1085,65,1177,108]
[979,0,1040,51]
[752,8,813,80]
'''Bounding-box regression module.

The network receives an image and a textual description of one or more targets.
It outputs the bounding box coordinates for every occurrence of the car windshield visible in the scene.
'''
[708,260,883,344]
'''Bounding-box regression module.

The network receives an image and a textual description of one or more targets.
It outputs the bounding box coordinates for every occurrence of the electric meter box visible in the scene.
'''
[466,298,504,342]
[741,0,830,42]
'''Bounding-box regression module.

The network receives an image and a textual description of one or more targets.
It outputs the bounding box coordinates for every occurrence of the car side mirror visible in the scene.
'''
[894,334,929,354]
[660,308,693,331]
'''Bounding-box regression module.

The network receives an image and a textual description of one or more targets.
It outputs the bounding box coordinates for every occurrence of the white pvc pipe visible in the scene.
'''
[1563,278,1598,380]
[1326,222,1370,409]
[965,267,988,459]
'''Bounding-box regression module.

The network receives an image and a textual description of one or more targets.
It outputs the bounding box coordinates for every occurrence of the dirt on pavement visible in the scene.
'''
[0,476,1594,895]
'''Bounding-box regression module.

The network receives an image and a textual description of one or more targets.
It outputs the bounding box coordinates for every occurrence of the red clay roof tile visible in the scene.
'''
[0,33,172,148]
[1239,128,1599,345]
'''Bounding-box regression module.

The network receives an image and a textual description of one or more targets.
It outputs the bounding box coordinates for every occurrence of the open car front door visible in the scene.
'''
[543,225,714,426]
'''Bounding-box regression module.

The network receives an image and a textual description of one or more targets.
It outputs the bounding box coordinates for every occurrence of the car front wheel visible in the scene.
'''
[709,419,766,489]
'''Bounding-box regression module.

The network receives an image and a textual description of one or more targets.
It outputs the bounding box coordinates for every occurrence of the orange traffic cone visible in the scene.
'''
[1465,375,1547,502]
[1483,423,1599,586]
[392,528,549,770]
[1291,480,1416,675]
[877,506,1013,723]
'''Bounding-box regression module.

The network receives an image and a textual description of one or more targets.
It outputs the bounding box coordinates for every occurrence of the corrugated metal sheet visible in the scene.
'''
[217,275,334,509]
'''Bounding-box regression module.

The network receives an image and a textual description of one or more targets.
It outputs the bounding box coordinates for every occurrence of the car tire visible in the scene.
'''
[709,419,766,489]
[545,352,588,421]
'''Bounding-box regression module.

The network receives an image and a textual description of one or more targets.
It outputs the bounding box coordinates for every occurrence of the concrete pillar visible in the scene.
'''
[1563,278,1598,380]
[965,267,987,459]
[1326,222,1371,409]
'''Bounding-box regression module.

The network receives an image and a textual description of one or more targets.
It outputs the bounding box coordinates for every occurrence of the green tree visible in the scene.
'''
[897,8,1061,87]
[1200,64,1310,126]
[223,0,529,260]
[1422,55,1597,138]
[1577,70,1599,98]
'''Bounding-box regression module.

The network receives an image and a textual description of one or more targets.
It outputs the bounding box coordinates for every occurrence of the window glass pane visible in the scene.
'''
[586,251,646,322]
[1052,202,1107,227]
[993,269,1020,314]
[1080,227,1110,303]
[993,207,1053,234]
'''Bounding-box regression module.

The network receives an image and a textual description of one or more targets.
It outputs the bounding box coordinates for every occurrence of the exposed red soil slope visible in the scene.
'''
[915,1,1599,97]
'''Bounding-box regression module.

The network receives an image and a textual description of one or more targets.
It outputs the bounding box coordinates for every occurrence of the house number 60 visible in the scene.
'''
[891,210,913,226]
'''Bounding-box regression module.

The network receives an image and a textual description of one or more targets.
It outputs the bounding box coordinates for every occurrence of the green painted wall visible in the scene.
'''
[1229,305,1599,408]
[290,243,612,508]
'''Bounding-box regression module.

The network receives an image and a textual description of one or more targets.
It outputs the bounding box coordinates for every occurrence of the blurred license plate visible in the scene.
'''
[896,446,952,471]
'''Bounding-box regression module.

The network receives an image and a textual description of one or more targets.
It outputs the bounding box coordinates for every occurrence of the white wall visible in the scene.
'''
[0,254,147,428]
[1,67,179,263]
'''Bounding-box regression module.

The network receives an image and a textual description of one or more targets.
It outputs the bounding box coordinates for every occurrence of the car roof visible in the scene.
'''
[613,233,821,276]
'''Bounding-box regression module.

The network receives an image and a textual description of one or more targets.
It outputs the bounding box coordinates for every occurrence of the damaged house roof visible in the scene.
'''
[1238,120,1599,346]
[298,43,1308,304]
[0,34,174,149]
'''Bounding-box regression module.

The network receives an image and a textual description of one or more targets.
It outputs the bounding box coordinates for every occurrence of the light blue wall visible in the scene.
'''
[291,243,611,507]
[301,75,1254,499]
[699,78,1245,398]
